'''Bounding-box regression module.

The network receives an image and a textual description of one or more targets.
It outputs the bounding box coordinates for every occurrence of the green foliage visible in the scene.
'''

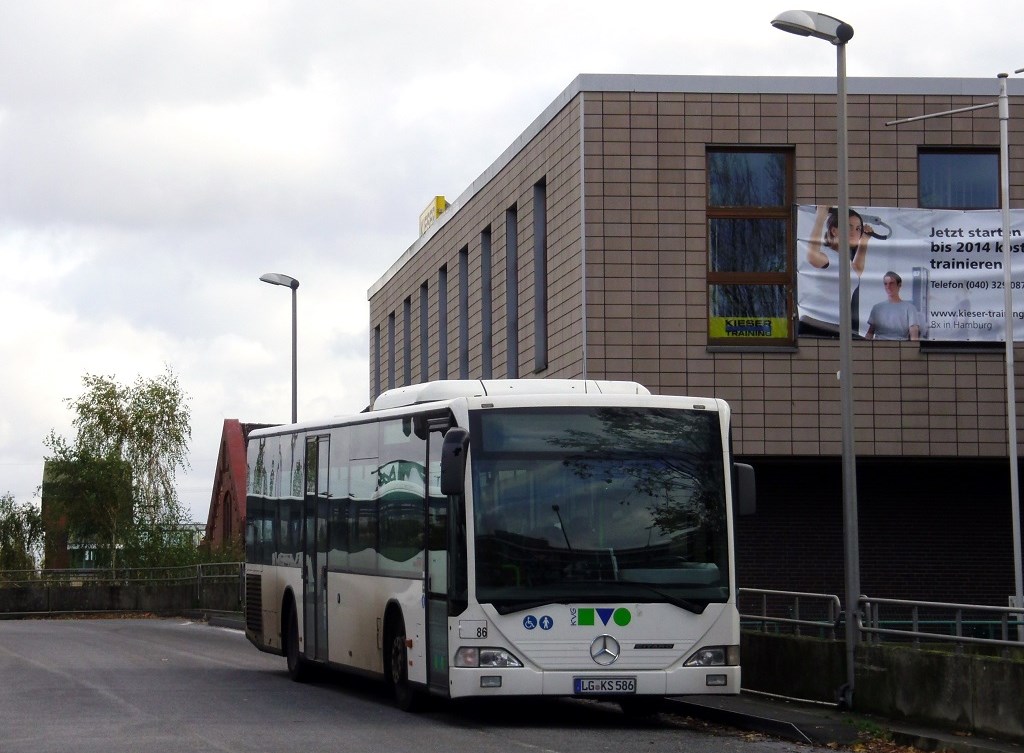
[122,515,201,568]
[67,368,191,523]
[0,492,43,570]
[43,366,194,568]
[202,534,245,564]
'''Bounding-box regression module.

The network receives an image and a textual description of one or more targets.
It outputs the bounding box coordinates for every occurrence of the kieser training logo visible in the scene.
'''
[570,607,631,627]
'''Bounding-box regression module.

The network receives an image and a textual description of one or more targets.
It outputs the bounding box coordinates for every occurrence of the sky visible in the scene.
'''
[1,0,1022,524]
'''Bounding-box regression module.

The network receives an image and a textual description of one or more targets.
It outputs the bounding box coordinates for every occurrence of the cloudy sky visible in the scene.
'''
[1,0,1021,524]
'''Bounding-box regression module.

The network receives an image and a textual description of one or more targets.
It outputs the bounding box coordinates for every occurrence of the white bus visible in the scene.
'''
[244,379,755,712]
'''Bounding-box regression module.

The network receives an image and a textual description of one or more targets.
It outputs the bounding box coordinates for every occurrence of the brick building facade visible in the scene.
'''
[367,74,1024,606]
[205,420,275,552]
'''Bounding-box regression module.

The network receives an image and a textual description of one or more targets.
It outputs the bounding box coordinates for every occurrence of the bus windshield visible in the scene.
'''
[469,406,730,614]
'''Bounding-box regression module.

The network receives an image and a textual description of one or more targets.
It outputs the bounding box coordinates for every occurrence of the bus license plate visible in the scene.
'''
[574,677,637,694]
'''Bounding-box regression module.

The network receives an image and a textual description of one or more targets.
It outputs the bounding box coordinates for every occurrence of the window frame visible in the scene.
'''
[705,147,796,347]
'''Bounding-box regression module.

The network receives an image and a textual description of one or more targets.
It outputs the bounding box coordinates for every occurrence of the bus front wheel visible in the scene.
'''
[385,616,420,711]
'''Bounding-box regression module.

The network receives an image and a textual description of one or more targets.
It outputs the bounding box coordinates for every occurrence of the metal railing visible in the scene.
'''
[860,595,1024,653]
[738,587,843,639]
[739,587,1024,653]
[0,563,242,589]
[0,563,245,618]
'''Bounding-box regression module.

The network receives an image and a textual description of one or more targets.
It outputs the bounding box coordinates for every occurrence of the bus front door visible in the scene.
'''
[304,435,330,663]
[426,432,449,693]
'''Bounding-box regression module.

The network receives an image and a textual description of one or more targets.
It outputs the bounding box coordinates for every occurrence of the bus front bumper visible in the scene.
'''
[447,665,740,699]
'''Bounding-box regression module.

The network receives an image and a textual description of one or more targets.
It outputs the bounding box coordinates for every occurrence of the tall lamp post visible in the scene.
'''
[260,272,300,424]
[772,9,860,707]
[1001,73,1024,637]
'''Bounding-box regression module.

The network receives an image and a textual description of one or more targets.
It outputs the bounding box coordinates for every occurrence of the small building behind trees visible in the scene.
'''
[41,458,133,569]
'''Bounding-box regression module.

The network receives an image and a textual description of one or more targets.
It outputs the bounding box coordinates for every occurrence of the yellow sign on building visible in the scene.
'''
[419,196,450,236]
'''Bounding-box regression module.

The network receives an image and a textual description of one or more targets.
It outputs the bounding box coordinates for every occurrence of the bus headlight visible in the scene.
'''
[455,647,524,668]
[683,645,740,667]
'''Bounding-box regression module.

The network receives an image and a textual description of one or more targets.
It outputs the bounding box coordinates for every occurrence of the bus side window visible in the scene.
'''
[349,459,378,567]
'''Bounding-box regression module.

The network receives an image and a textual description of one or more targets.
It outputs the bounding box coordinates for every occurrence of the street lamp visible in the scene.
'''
[260,272,300,424]
[1000,72,1024,638]
[772,9,860,708]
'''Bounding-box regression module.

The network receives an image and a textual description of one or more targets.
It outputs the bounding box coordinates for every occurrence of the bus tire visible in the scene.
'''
[285,601,310,683]
[385,614,420,711]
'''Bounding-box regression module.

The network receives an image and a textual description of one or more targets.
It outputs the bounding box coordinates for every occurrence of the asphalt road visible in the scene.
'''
[0,618,811,753]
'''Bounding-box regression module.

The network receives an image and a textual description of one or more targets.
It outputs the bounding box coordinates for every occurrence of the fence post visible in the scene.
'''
[955,608,964,654]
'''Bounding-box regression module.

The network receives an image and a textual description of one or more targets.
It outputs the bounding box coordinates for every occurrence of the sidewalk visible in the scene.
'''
[668,693,1024,753]
[205,611,245,630]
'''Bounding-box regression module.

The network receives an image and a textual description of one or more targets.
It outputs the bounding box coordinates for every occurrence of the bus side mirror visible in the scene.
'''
[734,463,756,516]
[440,427,470,496]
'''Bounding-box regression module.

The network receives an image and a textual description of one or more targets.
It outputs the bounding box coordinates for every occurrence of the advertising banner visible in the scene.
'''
[797,205,1024,342]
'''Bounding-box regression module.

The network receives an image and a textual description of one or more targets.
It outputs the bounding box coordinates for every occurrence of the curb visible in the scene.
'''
[668,696,1024,753]
[666,698,822,744]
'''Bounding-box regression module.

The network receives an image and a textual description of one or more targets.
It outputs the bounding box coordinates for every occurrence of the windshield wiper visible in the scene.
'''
[490,598,572,615]
[620,582,707,615]
[566,580,708,614]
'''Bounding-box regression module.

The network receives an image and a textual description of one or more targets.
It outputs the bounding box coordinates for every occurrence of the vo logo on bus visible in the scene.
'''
[570,607,631,627]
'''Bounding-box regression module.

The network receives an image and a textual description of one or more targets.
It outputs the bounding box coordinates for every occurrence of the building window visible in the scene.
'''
[706,148,794,345]
[387,312,395,389]
[481,227,493,378]
[533,179,548,372]
[458,246,469,379]
[919,149,999,209]
[505,205,519,378]
[438,265,448,380]
[419,283,429,383]
[402,297,411,386]
[373,325,381,397]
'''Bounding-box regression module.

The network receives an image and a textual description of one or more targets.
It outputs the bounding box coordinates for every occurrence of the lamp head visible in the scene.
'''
[260,272,300,290]
[772,10,853,45]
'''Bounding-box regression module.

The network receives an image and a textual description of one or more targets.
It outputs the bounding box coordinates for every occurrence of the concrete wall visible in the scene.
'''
[856,643,1024,743]
[741,631,846,703]
[741,632,1024,743]
[0,581,241,616]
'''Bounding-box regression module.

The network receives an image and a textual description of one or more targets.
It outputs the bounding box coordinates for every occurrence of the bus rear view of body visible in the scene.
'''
[244,379,754,712]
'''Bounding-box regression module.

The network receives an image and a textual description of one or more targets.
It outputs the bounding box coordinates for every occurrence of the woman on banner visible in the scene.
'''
[806,205,873,333]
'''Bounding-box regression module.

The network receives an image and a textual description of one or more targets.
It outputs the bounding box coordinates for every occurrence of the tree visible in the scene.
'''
[43,366,193,568]
[63,367,191,524]
[0,492,44,571]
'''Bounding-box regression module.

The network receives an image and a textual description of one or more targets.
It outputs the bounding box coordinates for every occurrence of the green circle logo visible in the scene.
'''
[613,608,631,626]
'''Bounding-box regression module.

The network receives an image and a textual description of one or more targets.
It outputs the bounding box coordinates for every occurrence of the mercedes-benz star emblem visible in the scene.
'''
[589,634,620,666]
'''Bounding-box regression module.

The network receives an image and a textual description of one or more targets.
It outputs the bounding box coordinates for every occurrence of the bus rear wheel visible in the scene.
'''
[385,616,420,711]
